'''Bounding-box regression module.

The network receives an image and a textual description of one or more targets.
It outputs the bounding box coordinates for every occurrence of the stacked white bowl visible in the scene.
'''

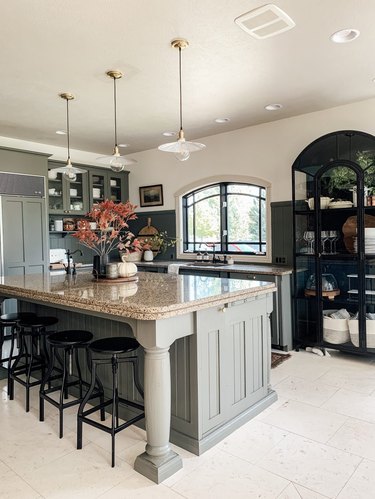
[353,227,375,253]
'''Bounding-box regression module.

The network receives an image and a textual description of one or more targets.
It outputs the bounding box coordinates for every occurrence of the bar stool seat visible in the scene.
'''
[40,330,105,438]
[0,312,37,397]
[9,316,58,411]
[77,336,145,467]
[90,337,141,355]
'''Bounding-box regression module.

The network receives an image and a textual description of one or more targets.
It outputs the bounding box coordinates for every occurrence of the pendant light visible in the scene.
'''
[51,93,86,182]
[96,70,136,172]
[158,39,206,161]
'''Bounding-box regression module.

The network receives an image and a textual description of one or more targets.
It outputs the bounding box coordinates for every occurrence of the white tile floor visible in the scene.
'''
[2,349,375,498]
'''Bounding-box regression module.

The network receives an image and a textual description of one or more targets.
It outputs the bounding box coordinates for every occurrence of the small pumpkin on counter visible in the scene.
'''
[118,258,137,278]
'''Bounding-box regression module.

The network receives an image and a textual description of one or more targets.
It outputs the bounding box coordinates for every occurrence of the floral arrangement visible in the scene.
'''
[118,232,143,254]
[72,200,140,257]
[139,230,177,254]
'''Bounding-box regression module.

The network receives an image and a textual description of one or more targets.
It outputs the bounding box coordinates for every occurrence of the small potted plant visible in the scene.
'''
[139,231,178,261]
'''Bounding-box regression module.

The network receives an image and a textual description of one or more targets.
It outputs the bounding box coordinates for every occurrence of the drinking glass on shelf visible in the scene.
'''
[328,230,339,254]
[321,231,330,254]
[303,231,315,254]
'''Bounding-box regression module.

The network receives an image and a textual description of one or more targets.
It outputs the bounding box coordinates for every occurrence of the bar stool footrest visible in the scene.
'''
[79,411,145,435]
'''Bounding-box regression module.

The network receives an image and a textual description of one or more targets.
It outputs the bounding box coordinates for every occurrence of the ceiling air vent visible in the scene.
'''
[234,4,295,39]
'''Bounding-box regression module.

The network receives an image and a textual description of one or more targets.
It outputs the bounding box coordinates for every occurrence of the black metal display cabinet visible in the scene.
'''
[292,130,375,354]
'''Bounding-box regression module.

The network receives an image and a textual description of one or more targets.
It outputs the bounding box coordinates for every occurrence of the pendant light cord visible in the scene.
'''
[66,98,71,161]
[113,76,118,147]
[179,46,183,132]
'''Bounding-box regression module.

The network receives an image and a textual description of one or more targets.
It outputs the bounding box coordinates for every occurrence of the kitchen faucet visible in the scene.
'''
[207,243,220,263]
[65,249,83,275]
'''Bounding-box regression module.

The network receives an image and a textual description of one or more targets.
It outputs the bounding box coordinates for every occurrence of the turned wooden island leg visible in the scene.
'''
[134,319,186,483]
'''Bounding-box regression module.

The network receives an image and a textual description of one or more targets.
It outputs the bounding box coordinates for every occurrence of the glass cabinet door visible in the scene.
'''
[109,175,123,203]
[48,171,64,212]
[66,172,87,214]
[89,170,127,205]
[91,172,105,203]
[48,169,87,214]
[293,163,362,351]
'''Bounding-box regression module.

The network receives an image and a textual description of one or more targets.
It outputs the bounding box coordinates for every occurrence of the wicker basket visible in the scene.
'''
[323,310,350,344]
[348,319,375,348]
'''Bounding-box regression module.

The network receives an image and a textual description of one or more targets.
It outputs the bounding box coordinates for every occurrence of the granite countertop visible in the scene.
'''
[137,260,293,276]
[0,272,275,321]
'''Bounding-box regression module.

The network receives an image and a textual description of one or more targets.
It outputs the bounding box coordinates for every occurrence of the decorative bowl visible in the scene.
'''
[306,273,339,291]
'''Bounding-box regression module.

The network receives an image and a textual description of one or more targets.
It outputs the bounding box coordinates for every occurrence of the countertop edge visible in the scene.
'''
[0,281,276,321]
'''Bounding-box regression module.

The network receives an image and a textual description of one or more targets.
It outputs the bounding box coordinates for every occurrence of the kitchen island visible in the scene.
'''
[0,272,276,483]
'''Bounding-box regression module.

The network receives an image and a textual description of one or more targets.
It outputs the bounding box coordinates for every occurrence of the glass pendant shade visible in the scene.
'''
[158,38,206,161]
[97,70,136,172]
[96,146,136,171]
[51,93,86,181]
[159,132,206,161]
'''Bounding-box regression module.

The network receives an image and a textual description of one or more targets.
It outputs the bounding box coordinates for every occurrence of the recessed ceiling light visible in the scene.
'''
[215,118,231,123]
[118,143,129,148]
[330,29,360,43]
[55,130,67,135]
[162,131,176,137]
[265,104,283,111]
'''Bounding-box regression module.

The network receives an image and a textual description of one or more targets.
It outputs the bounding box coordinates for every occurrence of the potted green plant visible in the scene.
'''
[140,231,178,261]
[325,152,375,202]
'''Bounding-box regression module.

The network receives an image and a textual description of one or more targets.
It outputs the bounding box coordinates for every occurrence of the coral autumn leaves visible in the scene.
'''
[72,200,141,257]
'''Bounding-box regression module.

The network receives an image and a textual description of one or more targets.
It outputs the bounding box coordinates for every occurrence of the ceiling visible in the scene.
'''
[1,0,375,158]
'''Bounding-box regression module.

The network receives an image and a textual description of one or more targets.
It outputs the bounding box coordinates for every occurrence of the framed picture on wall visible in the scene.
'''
[139,184,164,207]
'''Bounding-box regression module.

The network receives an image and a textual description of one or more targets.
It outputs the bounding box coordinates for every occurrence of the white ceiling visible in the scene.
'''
[1,0,375,157]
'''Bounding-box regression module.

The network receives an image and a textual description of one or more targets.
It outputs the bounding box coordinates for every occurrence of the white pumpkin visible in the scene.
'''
[117,261,137,278]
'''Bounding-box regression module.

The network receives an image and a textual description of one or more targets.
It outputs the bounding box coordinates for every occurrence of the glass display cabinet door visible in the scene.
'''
[293,164,362,350]
[294,170,320,346]
[66,172,86,214]
[48,171,64,212]
[91,172,105,203]
[109,175,123,203]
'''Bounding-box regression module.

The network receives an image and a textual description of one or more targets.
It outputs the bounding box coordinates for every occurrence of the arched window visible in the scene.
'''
[181,181,268,256]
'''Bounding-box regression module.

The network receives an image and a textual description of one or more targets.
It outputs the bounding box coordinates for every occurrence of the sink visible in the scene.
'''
[186,262,228,268]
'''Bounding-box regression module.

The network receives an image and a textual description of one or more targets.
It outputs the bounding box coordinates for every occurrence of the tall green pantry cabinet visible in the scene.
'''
[292,130,375,354]
[1,196,48,275]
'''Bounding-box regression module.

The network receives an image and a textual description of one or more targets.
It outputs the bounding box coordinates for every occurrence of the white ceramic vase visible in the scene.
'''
[143,249,154,262]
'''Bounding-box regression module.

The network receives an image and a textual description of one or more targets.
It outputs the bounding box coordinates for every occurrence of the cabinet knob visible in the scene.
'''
[220,306,227,313]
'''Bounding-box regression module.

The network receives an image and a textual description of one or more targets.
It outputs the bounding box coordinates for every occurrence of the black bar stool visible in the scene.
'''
[0,312,37,396]
[40,330,105,438]
[77,336,145,467]
[9,316,58,412]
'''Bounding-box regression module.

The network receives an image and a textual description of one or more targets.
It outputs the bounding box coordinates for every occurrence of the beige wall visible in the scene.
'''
[128,97,375,211]
[1,97,375,209]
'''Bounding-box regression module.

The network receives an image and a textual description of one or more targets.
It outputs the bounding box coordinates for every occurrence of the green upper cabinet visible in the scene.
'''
[89,168,129,206]
[47,162,129,215]
[47,161,89,215]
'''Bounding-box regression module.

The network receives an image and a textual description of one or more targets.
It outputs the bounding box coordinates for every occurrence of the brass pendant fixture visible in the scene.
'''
[96,70,136,172]
[51,92,86,182]
[158,38,206,162]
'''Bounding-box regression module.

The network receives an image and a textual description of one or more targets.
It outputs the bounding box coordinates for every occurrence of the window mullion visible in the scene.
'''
[221,184,228,253]
[258,191,262,252]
